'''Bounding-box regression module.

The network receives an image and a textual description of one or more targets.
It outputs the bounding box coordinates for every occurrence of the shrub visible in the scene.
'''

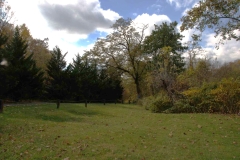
[211,78,240,114]
[149,95,173,113]
[166,99,195,113]
[141,93,173,113]
[141,96,155,110]
[182,82,217,113]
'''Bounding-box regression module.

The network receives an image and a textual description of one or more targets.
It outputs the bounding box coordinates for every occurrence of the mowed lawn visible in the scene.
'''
[0,103,239,160]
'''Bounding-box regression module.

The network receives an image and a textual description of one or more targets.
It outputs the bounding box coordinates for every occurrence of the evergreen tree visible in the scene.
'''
[70,54,85,101]
[46,46,70,101]
[0,33,8,98]
[98,68,123,101]
[71,54,99,101]
[70,54,123,102]
[1,26,44,101]
[144,21,186,74]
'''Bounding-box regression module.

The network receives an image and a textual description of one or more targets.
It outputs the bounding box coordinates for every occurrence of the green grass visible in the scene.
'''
[0,103,239,160]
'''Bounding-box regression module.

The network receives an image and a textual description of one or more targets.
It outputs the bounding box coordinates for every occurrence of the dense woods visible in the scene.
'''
[0,0,239,114]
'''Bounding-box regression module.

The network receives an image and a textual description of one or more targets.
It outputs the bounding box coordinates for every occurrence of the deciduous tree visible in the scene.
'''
[143,22,186,102]
[19,24,51,75]
[180,0,240,46]
[86,18,149,99]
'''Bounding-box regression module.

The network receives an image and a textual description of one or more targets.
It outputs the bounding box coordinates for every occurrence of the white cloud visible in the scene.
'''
[38,0,120,35]
[7,0,121,63]
[133,13,171,36]
[166,0,196,9]
[204,33,240,63]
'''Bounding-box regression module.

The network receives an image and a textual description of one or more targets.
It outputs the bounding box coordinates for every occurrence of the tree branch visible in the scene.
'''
[219,16,240,22]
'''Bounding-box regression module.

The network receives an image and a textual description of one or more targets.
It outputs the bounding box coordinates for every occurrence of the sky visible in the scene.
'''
[7,0,240,64]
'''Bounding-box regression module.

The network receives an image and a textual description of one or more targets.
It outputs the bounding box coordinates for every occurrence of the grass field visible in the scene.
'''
[0,103,239,160]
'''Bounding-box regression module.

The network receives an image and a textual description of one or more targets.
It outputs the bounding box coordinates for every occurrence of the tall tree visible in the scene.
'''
[144,21,186,74]
[184,34,204,70]
[98,67,123,101]
[0,31,8,100]
[70,54,99,101]
[46,46,73,106]
[143,22,186,101]
[86,18,148,99]
[19,24,51,75]
[180,0,240,46]
[0,26,44,101]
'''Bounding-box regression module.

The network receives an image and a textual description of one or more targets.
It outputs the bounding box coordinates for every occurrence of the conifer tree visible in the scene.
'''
[1,26,44,101]
[46,46,70,103]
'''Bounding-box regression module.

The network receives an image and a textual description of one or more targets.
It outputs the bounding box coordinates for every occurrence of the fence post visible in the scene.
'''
[103,99,105,105]
[85,100,87,108]
[0,100,3,113]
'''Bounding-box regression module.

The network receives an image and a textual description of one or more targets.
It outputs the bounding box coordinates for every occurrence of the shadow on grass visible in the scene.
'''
[35,107,102,122]
[36,114,83,122]
[3,103,123,123]
[67,109,99,116]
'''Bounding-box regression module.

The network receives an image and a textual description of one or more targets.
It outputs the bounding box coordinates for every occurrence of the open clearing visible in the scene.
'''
[0,103,239,159]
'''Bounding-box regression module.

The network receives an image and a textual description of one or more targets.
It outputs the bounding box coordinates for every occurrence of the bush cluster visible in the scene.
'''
[142,93,173,113]
[143,78,240,114]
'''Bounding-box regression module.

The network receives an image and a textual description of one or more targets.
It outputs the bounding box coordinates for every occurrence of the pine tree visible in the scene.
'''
[72,56,99,101]
[0,32,8,109]
[2,26,44,101]
[46,46,70,102]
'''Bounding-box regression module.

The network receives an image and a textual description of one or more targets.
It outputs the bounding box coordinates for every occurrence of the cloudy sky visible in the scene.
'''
[7,0,239,63]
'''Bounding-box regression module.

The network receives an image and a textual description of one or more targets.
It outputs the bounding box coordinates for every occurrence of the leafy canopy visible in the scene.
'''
[181,0,240,45]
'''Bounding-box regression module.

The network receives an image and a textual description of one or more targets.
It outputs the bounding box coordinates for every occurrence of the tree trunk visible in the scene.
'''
[161,79,174,104]
[57,100,60,109]
[0,100,3,113]
[135,79,142,99]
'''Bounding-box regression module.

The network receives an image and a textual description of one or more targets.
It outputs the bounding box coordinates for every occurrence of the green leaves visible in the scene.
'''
[181,0,240,45]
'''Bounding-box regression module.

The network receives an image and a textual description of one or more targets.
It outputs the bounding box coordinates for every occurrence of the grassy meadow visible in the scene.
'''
[0,103,239,160]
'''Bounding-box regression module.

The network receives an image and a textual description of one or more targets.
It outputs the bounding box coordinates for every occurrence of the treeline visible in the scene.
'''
[1,0,239,114]
[0,26,123,102]
[1,20,239,114]
[85,18,240,114]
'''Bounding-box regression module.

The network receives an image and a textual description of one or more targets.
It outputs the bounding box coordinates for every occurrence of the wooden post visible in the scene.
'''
[128,100,131,104]
[103,99,105,105]
[122,99,123,104]
[0,100,3,113]
[57,100,60,109]
[115,100,116,104]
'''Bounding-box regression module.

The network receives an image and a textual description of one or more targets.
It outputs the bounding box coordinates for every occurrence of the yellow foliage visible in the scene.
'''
[182,88,201,97]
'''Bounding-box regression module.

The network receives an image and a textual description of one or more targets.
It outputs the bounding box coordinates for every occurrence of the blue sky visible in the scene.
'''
[7,0,240,63]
